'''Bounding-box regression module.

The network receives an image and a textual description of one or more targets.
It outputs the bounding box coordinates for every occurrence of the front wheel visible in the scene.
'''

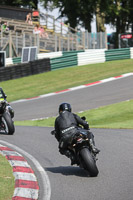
[1,112,15,135]
[79,148,99,177]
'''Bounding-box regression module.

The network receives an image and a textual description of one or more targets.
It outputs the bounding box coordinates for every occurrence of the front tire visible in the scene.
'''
[2,112,15,135]
[79,148,99,177]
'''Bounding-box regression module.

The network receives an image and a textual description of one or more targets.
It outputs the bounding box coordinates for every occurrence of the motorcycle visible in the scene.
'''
[51,118,99,177]
[0,100,15,135]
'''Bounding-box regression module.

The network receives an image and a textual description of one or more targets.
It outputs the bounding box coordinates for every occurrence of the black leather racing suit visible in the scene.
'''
[54,111,93,155]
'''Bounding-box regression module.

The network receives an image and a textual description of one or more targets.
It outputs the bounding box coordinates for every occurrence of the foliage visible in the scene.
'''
[102,0,133,31]
[40,0,97,31]
[40,0,133,39]
[98,0,133,47]
[1,0,132,35]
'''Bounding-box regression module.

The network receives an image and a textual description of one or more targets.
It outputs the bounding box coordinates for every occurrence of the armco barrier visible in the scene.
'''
[0,58,50,82]
[130,47,133,59]
[6,52,63,66]
[12,57,21,64]
[50,53,78,70]
[78,49,105,66]
[62,50,84,56]
[6,58,13,66]
[37,51,63,59]
[105,48,130,61]
[85,48,107,52]
[6,57,21,66]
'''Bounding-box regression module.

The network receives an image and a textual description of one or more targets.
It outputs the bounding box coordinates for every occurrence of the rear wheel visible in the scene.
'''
[79,148,99,177]
[1,112,15,135]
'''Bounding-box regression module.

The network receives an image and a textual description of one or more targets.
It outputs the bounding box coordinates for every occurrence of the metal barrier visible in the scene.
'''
[5,48,133,68]
[105,48,130,61]
[78,49,105,66]
[37,51,63,59]
[50,51,78,70]
[130,47,133,59]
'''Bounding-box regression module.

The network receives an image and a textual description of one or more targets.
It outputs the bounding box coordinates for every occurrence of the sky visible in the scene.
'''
[38,3,116,34]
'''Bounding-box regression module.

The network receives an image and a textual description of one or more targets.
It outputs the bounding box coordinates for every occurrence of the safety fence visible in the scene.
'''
[1,48,133,82]
[37,51,62,59]
[43,48,133,70]
[105,48,131,61]
[130,47,133,59]
[5,47,133,67]
[6,57,21,66]
[77,49,105,66]
[50,50,83,70]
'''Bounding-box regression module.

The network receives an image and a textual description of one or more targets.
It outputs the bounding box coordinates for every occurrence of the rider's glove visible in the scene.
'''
[84,122,89,130]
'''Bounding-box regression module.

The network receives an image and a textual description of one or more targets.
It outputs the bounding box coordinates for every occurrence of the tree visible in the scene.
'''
[41,0,132,37]
[99,0,133,47]
[40,0,97,32]
[128,0,133,32]
[95,4,106,32]
[77,0,96,32]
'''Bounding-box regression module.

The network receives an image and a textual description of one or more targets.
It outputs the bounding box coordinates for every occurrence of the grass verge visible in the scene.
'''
[0,154,14,200]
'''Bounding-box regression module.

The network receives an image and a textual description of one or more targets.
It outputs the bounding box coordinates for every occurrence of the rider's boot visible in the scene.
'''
[64,150,77,165]
[89,139,100,154]
[70,155,77,165]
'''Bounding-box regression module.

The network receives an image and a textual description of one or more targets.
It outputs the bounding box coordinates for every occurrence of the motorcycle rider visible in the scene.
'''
[0,87,14,118]
[54,103,100,165]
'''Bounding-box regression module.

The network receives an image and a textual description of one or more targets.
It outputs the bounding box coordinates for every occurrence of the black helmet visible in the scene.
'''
[59,103,72,113]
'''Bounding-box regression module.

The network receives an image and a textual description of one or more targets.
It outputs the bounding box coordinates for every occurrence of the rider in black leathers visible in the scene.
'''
[0,87,14,118]
[54,103,100,165]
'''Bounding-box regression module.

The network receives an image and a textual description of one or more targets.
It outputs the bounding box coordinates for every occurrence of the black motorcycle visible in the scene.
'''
[51,124,99,177]
[0,100,15,135]
[69,129,99,176]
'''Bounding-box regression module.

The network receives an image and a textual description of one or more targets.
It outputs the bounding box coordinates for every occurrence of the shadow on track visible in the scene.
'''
[45,166,92,177]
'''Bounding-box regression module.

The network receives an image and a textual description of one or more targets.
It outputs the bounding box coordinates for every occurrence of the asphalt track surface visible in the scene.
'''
[11,75,133,121]
[0,75,133,200]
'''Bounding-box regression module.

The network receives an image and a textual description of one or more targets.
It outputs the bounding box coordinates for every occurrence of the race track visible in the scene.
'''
[0,127,133,200]
[0,75,133,200]
[11,75,133,121]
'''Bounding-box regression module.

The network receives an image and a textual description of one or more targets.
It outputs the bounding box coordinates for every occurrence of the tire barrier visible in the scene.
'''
[0,58,50,82]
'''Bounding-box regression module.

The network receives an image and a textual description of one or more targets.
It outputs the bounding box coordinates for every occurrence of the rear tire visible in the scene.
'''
[2,112,15,135]
[79,148,99,177]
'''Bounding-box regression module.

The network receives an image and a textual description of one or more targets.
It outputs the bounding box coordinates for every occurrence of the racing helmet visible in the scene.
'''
[59,103,72,113]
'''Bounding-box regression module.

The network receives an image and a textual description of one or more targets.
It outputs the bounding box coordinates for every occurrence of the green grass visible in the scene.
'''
[0,154,14,200]
[79,100,133,129]
[15,100,133,129]
[0,59,133,102]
